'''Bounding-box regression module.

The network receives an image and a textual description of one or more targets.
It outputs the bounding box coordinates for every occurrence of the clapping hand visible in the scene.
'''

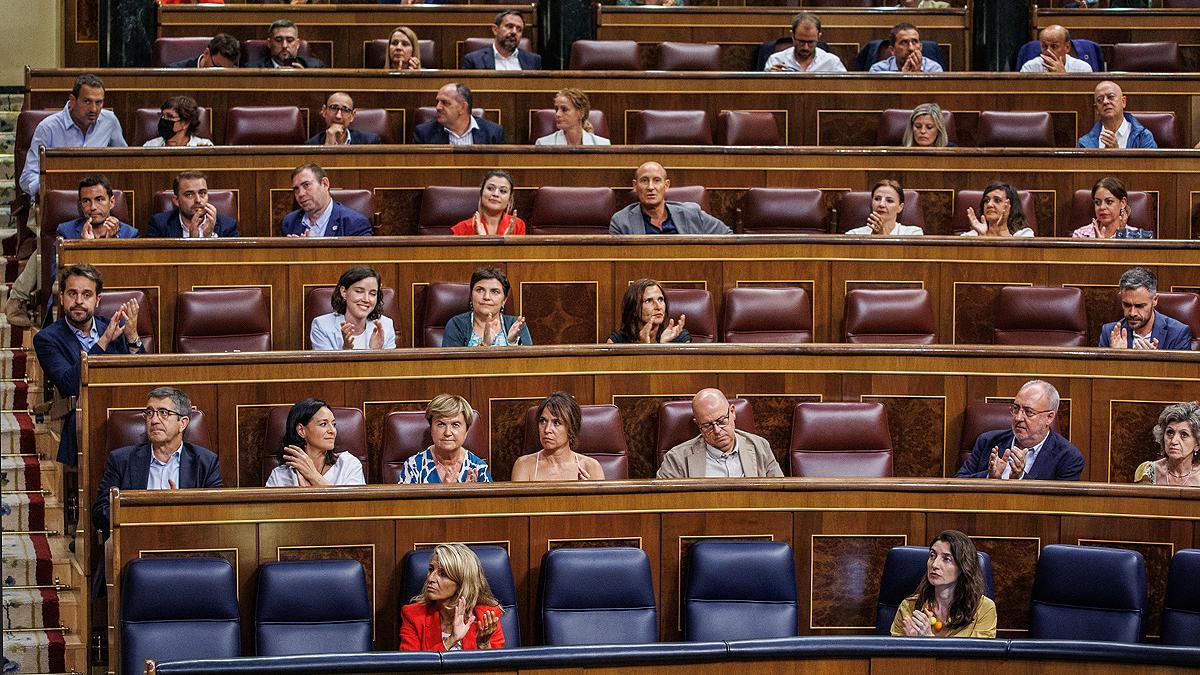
[505,316,526,344]
[637,316,661,344]
[866,211,885,234]
[447,597,475,647]
[901,608,935,637]
[1132,335,1159,350]
[119,299,140,342]
[475,606,502,647]
[659,315,686,343]
[369,320,385,349]
[190,202,217,238]
[1099,127,1118,149]
[339,321,357,349]
[966,207,988,235]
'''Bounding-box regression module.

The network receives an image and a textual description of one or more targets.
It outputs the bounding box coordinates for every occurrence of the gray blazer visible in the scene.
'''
[656,429,784,478]
[609,201,732,235]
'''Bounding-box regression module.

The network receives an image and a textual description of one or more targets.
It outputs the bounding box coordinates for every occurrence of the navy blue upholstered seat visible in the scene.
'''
[1161,548,1200,646]
[255,559,371,656]
[539,547,657,646]
[398,545,521,647]
[1029,544,1146,642]
[120,557,241,674]
[874,546,994,635]
[684,540,797,641]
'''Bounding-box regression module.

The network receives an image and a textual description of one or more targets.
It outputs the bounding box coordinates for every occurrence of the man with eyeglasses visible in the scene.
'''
[956,380,1084,481]
[246,19,325,69]
[306,92,381,146]
[657,388,783,478]
[764,13,846,73]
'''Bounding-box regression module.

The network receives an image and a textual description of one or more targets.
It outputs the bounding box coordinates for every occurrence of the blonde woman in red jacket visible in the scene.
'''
[400,544,505,651]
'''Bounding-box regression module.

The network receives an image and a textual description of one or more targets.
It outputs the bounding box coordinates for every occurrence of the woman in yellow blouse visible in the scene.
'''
[890,530,997,638]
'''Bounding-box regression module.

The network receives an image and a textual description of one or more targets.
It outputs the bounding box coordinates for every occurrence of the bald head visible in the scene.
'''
[633,161,670,210]
[1093,80,1126,124]
[693,388,736,453]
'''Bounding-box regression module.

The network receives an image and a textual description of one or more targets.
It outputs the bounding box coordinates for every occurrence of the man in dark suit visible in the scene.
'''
[956,380,1084,481]
[411,83,506,145]
[280,163,373,237]
[147,171,240,238]
[245,19,325,69]
[460,10,541,70]
[167,33,240,68]
[33,264,143,465]
[1098,267,1194,351]
[305,92,381,146]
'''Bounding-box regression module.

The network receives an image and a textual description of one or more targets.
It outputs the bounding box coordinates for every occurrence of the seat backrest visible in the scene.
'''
[15,110,58,195]
[1068,189,1155,233]
[843,288,936,344]
[655,398,757,467]
[399,545,520,646]
[522,404,630,479]
[657,41,721,71]
[1156,292,1200,351]
[1130,112,1181,148]
[959,402,1014,470]
[241,38,312,67]
[422,282,470,347]
[106,408,212,453]
[877,108,958,146]
[225,106,307,145]
[328,189,377,229]
[976,111,1055,148]
[175,287,272,353]
[417,186,480,235]
[303,285,398,349]
[151,190,238,226]
[528,187,616,235]
[331,107,394,144]
[569,39,641,70]
[716,111,781,146]
[684,540,797,641]
[1111,41,1180,72]
[1029,544,1146,642]
[1162,548,1200,646]
[364,38,438,69]
[529,108,610,141]
[539,547,657,645]
[835,190,925,233]
[414,106,487,128]
[379,410,488,483]
[43,189,131,232]
[120,557,240,675]
[97,289,157,353]
[874,546,994,635]
[463,36,533,59]
[740,188,827,235]
[992,286,1087,347]
[789,402,893,477]
[255,559,371,656]
[134,107,212,146]
[952,189,1038,235]
[263,406,368,484]
[629,110,712,145]
[722,286,813,343]
[151,37,212,67]
[663,288,716,343]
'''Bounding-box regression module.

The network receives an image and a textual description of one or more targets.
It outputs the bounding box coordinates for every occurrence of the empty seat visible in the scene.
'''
[569,40,641,70]
[422,282,470,347]
[657,41,721,71]
[1161,549,1200,646]
[134,107,212,146]
[529,108,610,141]
[1111,41,1180,72]
[529,187,617,235]
[363,38,438,69]
[241,39,313,67]
[97,290,157,353]
[379,410,488,483]
[740,188,827,235]
[151,189,238,225]
[716,111,781,146]
[303,285,398,349]
[843,288,935,344]
[877,108,958,146]
[539,547,657,645]
[42,188,131,232]
[225,106,307,145]
[663,288,717,343]
[976,111,1055,148]
[722,286,813,343]
[1029,544,1146,642]
[327,189,378,229]
[655,398,757,467]
[1132,112,1182,148]
[175,287,272,353]
[522,404,630,479]
[874,545,994,635]
[151,37,212,67]
[263,406,368,483]
[1068,189,1155,233]
[992,286,1087,347]
[1157,292,1200,350]
[417,186,480,235]
[255,559,371,656]
[400,545,520,646]
[106,408,211,453]
[789,402,893,477]
[952,189,1038,235]
[120,557,240,675]
[684,540,798,641]
[836,190,925,233]
[629,110,712,145]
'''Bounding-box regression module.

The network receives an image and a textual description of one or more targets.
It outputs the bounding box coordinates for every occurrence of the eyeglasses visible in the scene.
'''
[325,104,353,115]
[697,413,731,433]
[1009,404,1053,419]
[159,114,181,122]
[141,407,186,420]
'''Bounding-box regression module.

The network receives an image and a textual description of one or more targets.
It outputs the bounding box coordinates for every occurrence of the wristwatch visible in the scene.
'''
[130,337,144,350]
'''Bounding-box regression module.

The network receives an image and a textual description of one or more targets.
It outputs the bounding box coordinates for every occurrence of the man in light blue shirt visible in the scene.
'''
[869,23,944,73]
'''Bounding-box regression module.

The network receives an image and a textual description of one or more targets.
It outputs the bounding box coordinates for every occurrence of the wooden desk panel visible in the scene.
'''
[1034,9,1200,71]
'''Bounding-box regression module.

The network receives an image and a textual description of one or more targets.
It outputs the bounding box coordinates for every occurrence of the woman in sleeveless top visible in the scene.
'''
[511,392,604,482]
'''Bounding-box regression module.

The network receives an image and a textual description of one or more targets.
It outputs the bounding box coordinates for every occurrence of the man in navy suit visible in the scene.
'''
[147,171,240,238]
[245,19,325,69]
[305,92,381,146]
[33,264,143,465]
[460,10,541,70]
[411,83,506,145]
[1099,267,1194,350]
[280,163,373,237]
[956,380,1084,481]
[167,34,240,68]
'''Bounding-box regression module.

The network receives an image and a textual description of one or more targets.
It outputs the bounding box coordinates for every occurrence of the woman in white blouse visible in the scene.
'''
[962,182,1034,238]
[310,266,396,350]
[535,89,611,146]
[143,96,213,148]
[266,398,365,487]
[846,179,924,236]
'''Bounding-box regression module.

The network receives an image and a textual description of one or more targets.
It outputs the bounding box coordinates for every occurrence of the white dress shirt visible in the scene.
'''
[265,451,365,486]
[845,224,925,236]
[763,47,847,73]
[535,130,611,146]
[448,116,480,146]
[1019,53,1093,73]
[493,46,522,71]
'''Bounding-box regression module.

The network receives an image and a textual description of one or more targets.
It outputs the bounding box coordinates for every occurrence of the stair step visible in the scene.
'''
[0,110,16,133]
[0,93,22,112]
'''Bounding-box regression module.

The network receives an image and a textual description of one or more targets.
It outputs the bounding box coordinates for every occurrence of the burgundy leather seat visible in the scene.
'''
[302,286,398,349]
[462,37,533,61]
[740,188,827,234]
[657,42,721,71]
[417,186,480,235]
[1111,42,1180,72]
[262,406,368,484]
[975,111,1055,148]
[414,106,487,127]
[789,402,893,477]
[877,108,958,146]
[952,190,1038,235]
[1154,292,1200,351]
[15,110,57,195]
[224,106,307,145]
[655,398,757,468]
[133,107,213,146]
[958,402,1016,472]
[151,37,212,67]
[716,111,781,146]
[241,39,313,67]
[569,40,641,70]
[422,282,470,347]
[629,110,713,145]
[363,38,438,69]
[1130,112,1182,148]
[663,288,717,343]
[623,186,710,214]
[1068,189,1155,233]
[175,287,272,353]
[328,190,378,230]
[992,286,1087,347]
[843,288,935,344]
[835,190,925,233]
[151,190,238,224]
[43,189,131,232]
[312,108,394,144]
[97,290,157,353]
[379,410,488,483]
[805,0,875,5]
[722,287,813,343]
[106,408,212,452]
[521,404,630,479]
[529,187,616,235]
[529,109,610,141]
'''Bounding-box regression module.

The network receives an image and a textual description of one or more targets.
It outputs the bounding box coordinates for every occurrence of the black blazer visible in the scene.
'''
[305,129,382,145]
[955,428,1084,481]
[411,117,506,145]
[245,54,325,68]
[92,442,223,535]
[460,46,542,70]
[167,55,202,68]
[147,207,240,238]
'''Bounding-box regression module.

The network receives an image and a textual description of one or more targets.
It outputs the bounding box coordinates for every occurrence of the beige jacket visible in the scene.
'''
[656,429,784,478]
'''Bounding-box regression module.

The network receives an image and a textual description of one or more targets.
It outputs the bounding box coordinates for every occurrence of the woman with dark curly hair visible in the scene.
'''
[890,530,996,638]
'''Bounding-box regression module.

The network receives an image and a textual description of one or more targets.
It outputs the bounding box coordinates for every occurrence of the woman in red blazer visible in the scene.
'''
[400,544,505,651]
